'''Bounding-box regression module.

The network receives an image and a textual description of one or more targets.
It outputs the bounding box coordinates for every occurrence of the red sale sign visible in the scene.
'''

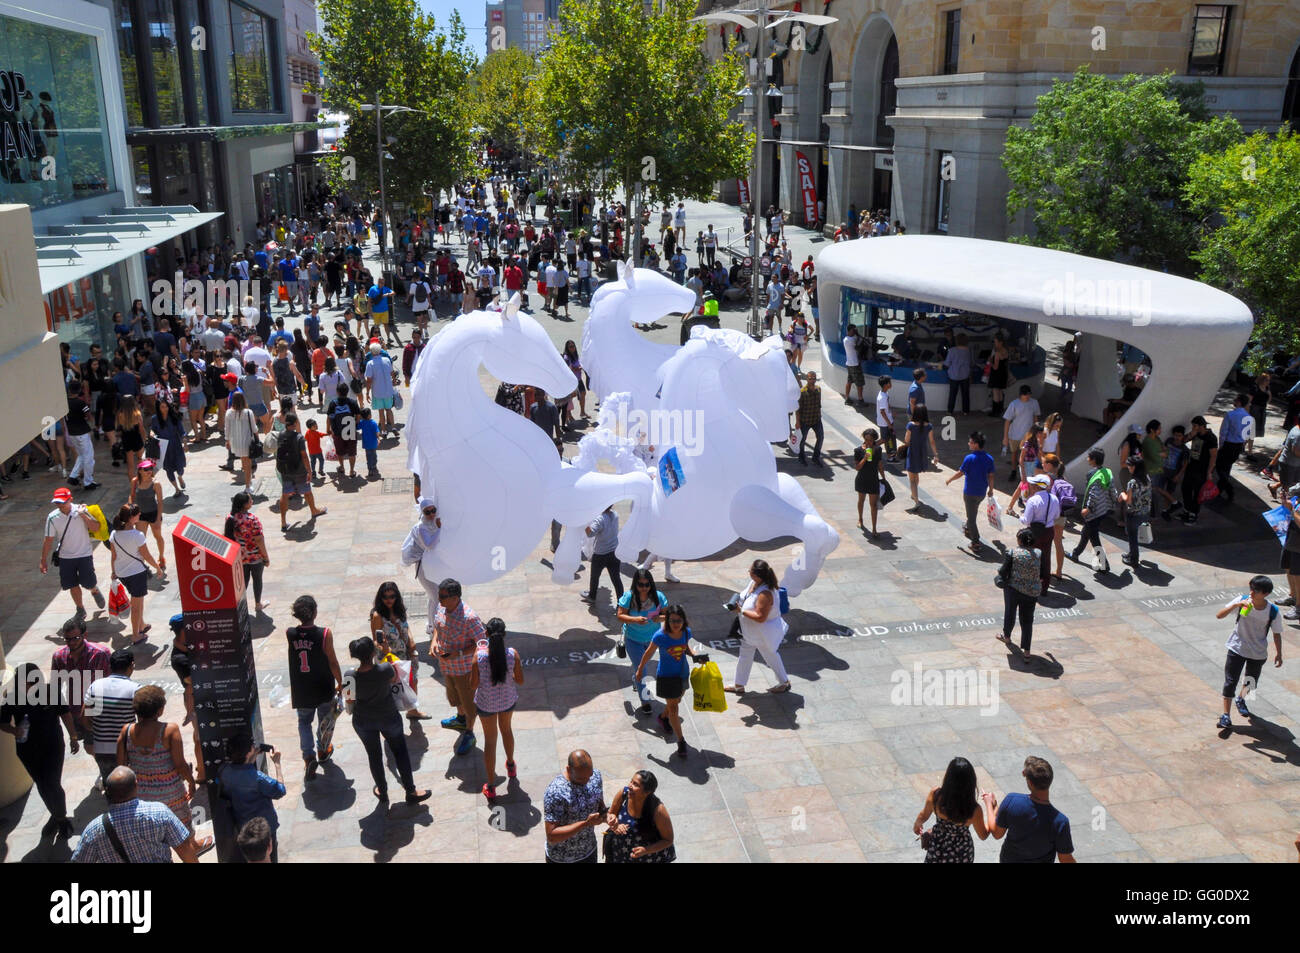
[796,151,817,225]
[738,178,749,205]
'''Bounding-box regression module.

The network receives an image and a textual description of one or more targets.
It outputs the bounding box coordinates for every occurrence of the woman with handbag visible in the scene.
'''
[344,636,431,806]
[912,756,991,863]
[724,559,792,696]
[469,617,523,801]
[616,569,667,715]
[224,492,270,612]
[852,428,885,537]
[603,770,675,863]
[224,392,259,493]
[997,527,1043,659]
[1118,453,1152,569]
[634,604,699,760]
[109,504,160,644]
[369,582,429,724]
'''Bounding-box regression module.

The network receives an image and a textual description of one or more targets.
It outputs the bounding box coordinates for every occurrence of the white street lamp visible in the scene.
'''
[694,3,837,339]
[359,101,428,273]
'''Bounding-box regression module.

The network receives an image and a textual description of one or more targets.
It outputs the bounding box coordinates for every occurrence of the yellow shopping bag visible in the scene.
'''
[690,658,727,713]
[85,504,110,541]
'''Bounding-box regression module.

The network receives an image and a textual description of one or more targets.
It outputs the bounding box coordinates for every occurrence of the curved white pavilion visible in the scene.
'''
[816,235,1255,484]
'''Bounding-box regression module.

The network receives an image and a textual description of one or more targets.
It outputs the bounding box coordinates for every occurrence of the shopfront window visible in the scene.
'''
[254,164,296,221]
[115,0,144,127]
[146,0,185,126]
[180,0,209,125]
[44,262,131,360]
[158,141,200,207]
[229,1,277,112]
[0,16,116,209]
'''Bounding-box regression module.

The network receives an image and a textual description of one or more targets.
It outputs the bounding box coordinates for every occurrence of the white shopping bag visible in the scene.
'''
[985,496,1004,532]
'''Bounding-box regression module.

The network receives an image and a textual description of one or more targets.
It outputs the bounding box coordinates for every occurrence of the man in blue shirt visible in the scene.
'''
[368,278,399,346]
[303,305,322,348]
[253,246,269,271]
[945,431,997,552]
[267,317,292,352]
[217,735,286,863]
[277,255,299,315]
[908,368,927,417]
[985,756,1075,863]
[364,342,397,436]
[152,317,178,362]
[1216,393,1252,503]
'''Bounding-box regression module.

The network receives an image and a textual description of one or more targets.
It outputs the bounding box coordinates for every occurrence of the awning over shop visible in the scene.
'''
[35,205,224,295]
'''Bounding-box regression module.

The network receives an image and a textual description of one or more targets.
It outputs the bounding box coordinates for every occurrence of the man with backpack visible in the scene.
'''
[275,412,326,531]
[1214,575,1284,730]
[326,383,360,478]
[407,272,433,333]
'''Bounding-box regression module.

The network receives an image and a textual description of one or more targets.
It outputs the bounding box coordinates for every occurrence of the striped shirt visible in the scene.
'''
[83,675,140,755]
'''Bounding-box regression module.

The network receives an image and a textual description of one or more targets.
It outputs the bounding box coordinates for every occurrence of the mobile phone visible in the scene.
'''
[258,743,274,753]
[723,601,738,611]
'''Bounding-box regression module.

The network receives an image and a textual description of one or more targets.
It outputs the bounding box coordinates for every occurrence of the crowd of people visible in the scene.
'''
[6,163,1299,866]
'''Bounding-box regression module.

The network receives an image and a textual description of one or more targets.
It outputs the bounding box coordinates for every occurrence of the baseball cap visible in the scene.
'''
[1027,474,1052,488]
[51,487,73,503]
[221,372,238,384]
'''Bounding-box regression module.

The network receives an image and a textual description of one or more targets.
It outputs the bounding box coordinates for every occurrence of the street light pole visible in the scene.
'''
[375,90,387,276]
[748,0,768,341]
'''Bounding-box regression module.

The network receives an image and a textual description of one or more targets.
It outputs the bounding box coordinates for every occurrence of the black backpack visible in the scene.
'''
[276,429,304,476]
[414,281,429,304]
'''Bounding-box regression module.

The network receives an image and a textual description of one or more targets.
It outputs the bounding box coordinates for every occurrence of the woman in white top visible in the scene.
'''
[723,559,791,694]
[1042,412,1063,455]
[224,391,258,492]
[110,503,161,644]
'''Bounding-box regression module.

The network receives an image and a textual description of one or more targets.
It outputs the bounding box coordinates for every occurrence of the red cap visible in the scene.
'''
[221,373,239,384]
[51,488,73,503]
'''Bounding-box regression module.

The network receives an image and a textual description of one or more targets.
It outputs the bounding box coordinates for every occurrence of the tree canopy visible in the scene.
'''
[472,47,536,155]
[310,0,479,209]
[1002,67,1242,276]
[1186,127,1300,366]
[525,0,750,205]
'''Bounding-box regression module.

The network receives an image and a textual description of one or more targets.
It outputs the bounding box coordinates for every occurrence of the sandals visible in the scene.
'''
[373,785,389,802]
[506,760,517,779]
[768,682,792,694]
[194,834,215,855]
[723,684,746,695]
[482,783,497,801]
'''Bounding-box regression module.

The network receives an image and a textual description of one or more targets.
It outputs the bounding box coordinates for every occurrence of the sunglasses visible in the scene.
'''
[382,594,397,601]
[423,509,437,516]
[635,582,651,588]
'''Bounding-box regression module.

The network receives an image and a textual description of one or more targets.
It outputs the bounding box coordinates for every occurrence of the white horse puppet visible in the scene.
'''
[405,293,652,596]
[554,322,840,597]
[581,261,696,412]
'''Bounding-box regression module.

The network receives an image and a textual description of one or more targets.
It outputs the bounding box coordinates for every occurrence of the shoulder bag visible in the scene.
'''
[246,411,263,459]
[50,512,74,567]
[101,813,133,863]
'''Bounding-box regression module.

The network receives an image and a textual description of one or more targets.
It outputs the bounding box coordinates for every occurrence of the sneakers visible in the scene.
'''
[1235,696,1252,718]
[74,605,87,621]
[454,731,476,756]
[91,589,106,610]
[83,482,101,491]
[1279,596,1297,607]
[1217,713,1232,730]
[66,477,81,486]
[440,713,467,732]
[1284,608,1300,620]
[1181,513,1198,525]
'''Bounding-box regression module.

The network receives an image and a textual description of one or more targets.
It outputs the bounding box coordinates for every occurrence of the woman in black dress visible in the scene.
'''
[852,428,885,536]
[0,664,77,839]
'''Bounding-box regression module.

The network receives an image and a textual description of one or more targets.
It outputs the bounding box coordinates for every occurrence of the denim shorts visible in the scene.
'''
[58,555,97,591]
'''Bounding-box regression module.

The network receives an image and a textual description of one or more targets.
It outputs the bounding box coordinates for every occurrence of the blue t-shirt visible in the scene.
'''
[112,371,139,397]
[217,762,286,830]
[959,451,996,497]
[278,258,297,282]
[366,354,395,400]
[368,284,390,314]
[267,329,292,351]
[996,793,1073,863]
[651,627,692,679]
[153,331,176,357]
[137,361,156,387]
[359,417,380,450]
[908,380,926,408]
[303,313,321,345]
[618,590,667,644]
[254,249,269,271]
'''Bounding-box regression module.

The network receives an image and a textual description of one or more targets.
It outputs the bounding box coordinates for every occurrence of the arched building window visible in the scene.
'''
[876,36,898,148]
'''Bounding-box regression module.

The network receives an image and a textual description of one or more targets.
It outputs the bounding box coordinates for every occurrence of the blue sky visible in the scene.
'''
[416,1,487,39]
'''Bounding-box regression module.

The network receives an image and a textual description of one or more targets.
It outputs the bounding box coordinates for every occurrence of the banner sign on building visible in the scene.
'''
[737,178,749,205]
[795,151,817,226]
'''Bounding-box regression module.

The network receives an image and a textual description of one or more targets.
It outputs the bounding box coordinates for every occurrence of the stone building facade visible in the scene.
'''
[701,0,1300,239]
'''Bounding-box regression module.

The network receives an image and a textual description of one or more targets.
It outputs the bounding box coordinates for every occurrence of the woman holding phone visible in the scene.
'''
[616,569,668,716]
[724,559,791,695]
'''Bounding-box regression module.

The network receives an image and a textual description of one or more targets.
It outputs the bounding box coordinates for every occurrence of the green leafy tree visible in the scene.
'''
[1003,67,1242,275]
[1186,127,1300,365]
[310,0,478,211]
[526,0,750,248]
[472,47,535,155]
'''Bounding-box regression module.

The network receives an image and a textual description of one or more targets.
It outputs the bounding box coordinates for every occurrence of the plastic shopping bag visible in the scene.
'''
[108,581,130,617]
[1137,521,1154,545]
[85,504,110,542]
[385,654,419,711]
[1197,479,1220,504]
[324,436,338,462]
[690,658,728,714]
[985,496,1004,532]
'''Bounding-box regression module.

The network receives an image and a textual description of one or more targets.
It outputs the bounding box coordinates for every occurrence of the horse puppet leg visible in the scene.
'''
[546,467,654,586]
[729,475,840,598]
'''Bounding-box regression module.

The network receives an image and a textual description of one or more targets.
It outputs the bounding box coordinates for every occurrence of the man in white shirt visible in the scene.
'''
[40,487,105,619]
[544,259,561,314]
[876,376,898,459]
[84,650,141,785]
[550,256,570,319]
[576,255,592,302]
[842,325,865,402]
[765,277,784,334]
[200,317,227,353]
[240,295,260,329]
[242,338,274,382]
[1001,385,1042,478]
[408,274,433,331]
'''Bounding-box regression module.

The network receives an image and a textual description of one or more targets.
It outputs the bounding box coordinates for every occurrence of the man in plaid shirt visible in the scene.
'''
[73,767,199,863]
[51,618,110,741]
[433,578,486,757]
[797,372,825,466]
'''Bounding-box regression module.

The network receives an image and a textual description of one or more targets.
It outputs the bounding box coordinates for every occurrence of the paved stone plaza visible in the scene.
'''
[3,200,1298,863]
